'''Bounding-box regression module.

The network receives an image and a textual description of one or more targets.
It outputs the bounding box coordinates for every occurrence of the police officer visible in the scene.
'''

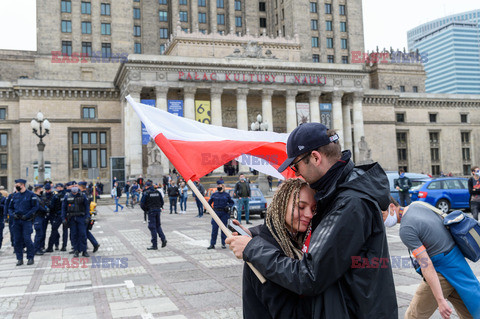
[79,181,100,253]
[62,182,89,258]
[207,181,234,250]
[141,181,166,250]
[5,189,16,251]
[46,183,66,252]
[0,189,6,250]
[63,181,76,253]
[41,183,55,251]
[9,179,39,266]
[33,184,49,256]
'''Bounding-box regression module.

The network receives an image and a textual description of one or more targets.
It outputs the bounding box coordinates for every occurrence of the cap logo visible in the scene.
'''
[298,145,305,150]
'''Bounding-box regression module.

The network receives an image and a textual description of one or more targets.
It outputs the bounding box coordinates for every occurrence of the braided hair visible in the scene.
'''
[266,178,311,259]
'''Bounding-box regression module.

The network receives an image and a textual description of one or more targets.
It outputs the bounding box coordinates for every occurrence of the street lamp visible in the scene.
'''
[31,112,50,184]
[250,114,270,194]
[250,114,268,132]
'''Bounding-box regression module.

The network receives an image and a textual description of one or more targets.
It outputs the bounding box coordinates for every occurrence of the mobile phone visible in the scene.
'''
[228,219,251,237]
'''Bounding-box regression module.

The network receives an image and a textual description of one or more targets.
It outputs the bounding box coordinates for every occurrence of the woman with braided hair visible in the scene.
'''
[228,178,316,319]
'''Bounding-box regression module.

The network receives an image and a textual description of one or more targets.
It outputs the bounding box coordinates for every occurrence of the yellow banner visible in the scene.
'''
[195,100,211,124]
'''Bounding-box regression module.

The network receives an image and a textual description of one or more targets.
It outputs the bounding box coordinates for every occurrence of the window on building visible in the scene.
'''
[134,42,141,53]
[179,11,188,22]
[400,85,405,92]
[396,113,405,123]
[429,113,437,123]
[217,0,225,8]
[461,132,470,144]
[313,54,320,62]
[72,130,108,169]
[101,23,111,35]
[259,2,265,11]
[341,38,347,49]
[200,29,207,34]
[159,11,168,21]
[134,0,140,2]
[413,86,418,93]
[339,4,345,15]
[134,25,141,36]
[179,0,187,5]
[431,148,440,161]
[387,85,392,90]
[396,132,408,166]
[259,17,266,28]
[429,132,439,144]
[462,148,471,161]
[101,43,111,58]
[235,16,242,27]
[398,148,407,161]
[61,0,71,13]
[341,56,348,64]
[81,21,91,34]
[0,133,7,146]
[61,20,72,33]
[235,0,241,10]
[134,8,141,19]
[325,3,332,14]
[199,12,207,23]
[464,165,472,176]
[340,21,346,32]
[101,3,111,15]
[0,154,7,170]
[160,28,168,38]
[311,19,318,30]
[82,42,92,56]
[159,0,167,4]
[217,14,225,25]
[326,38,333,48]
[182,28,188,33]
[160,44,166,54]
[82,107,96,119]
[311,37,319,47]
[461,114,468,123]
[81,2,91,14]
[0,108,6,120]
[326,20,332,31]
[310,2,317,13]
[198,0,206,6]
[62,41,72,56]
[327,55,334,63]
[431,165,440,176]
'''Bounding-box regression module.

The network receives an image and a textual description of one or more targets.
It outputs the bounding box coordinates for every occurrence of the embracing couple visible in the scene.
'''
[227,123,398,318]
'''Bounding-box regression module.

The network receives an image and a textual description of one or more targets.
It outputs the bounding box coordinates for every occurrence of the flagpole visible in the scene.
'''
[187,180,266,284]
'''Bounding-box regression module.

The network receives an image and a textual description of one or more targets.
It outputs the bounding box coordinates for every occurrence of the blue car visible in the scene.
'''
[410,177,470,213]
[228,186,268,219]
[386,171,430,203]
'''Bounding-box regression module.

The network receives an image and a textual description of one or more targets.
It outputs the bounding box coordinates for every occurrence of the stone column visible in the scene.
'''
[353,91,365,162]
[125,86,143,179]
[209,0,217,34]
[183,86,196,120]
[331,90,344,149]
[228,0,235,34]
[171,0,179,34]
[210,87,223,126]
[309,90,321,123]
[236,88,249,130]
[155,86,170,175]
[286,89,298,133]
[191,0,199,32]
[261,89,274,132]
[342,95,353,151]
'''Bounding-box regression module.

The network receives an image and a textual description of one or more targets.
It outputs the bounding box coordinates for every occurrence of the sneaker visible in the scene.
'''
[121,206,124,211]
[246,221,252,225]
[207,245,215,250]
[114,210,118,213]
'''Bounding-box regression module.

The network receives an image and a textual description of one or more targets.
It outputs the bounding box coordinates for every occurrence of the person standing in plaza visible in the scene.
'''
[167,180,179,214]
[124,181,131,208]
[4,189,16,251]
[234,174,251,224]
[129,181,139,208]
[468,166,480,220]
[136,175,144,189]
[113,181,123,212]
[208,181,234,250]
[79,181,100,253]
[395,169,412,206]
[46,183,66,252]
[193,180,206,218]
[41,183,55,252]
[141,181,166,249]
[267,175,273,192]
[179,181,188,214]
[0,187,6,250]
[33,184,48,256]
[10,179,39,266]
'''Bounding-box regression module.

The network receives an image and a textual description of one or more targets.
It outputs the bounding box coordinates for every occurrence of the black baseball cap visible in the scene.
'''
[278,123,339,173]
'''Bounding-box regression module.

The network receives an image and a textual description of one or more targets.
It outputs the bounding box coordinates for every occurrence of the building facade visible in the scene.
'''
[407,9,480,94]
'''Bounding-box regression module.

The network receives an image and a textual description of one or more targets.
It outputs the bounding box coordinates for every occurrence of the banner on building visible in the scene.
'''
[195,100,211,124]
[320,103,332,129]
[296,102,310,125]
[168,100,184,117]
[141,99,156,145]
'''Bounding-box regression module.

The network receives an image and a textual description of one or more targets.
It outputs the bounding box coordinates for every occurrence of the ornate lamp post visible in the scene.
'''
[250,114,268,132]
[250,114,270,194]
[30,112,50,184]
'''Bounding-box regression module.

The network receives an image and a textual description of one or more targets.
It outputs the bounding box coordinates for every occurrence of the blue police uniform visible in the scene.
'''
[61,190,89,256]
[5,193,15,249]
[141,185,166,249]
[47,188,66,252]
[0,193,5,250]
[10,188,39,263]
[41,186,55,250]
[33,190,49,255]
[208,188,234,248]
[81,186,99,251]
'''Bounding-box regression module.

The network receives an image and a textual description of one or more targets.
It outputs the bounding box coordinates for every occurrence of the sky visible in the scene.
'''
[0,0,479,51]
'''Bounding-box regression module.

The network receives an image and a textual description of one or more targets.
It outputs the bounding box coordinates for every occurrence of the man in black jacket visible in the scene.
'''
[227,123,397,318]
[468,166,480,220]
[167,180,179,214]
[394,169,412,206]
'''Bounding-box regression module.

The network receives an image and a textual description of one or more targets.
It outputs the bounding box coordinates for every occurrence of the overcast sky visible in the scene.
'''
[0,0,479,51]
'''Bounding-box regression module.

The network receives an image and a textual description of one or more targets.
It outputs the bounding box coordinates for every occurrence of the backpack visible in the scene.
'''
[412,201,480,262]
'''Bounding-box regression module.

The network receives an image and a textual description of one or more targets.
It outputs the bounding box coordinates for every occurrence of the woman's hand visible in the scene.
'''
[231,219,252,237]
[225,235,252,259]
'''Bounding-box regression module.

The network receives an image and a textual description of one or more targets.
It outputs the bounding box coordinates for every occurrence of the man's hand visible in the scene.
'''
[225,235,252,259]
[395,186,401,190]
[437,298,452,319]
[13,213,21,220]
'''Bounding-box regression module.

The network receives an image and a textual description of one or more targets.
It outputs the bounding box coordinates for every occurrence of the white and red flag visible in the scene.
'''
[126,95,295,181]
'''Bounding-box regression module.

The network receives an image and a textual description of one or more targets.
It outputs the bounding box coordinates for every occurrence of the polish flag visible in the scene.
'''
[127,95,295,182]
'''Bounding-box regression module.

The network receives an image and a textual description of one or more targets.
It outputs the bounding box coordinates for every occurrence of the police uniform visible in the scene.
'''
[140,183,166,249]
[33,184,49,255]
[207,182,234,249]
[80,181,99,253]
[0,191,6,250]
[41,183,55,251]
[5,192,16,250]
[61,185,89,257]
[10,179,39,265]
[46,184,66,252]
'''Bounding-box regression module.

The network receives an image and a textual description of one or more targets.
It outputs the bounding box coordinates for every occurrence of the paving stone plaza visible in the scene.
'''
[0,198,479,318]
